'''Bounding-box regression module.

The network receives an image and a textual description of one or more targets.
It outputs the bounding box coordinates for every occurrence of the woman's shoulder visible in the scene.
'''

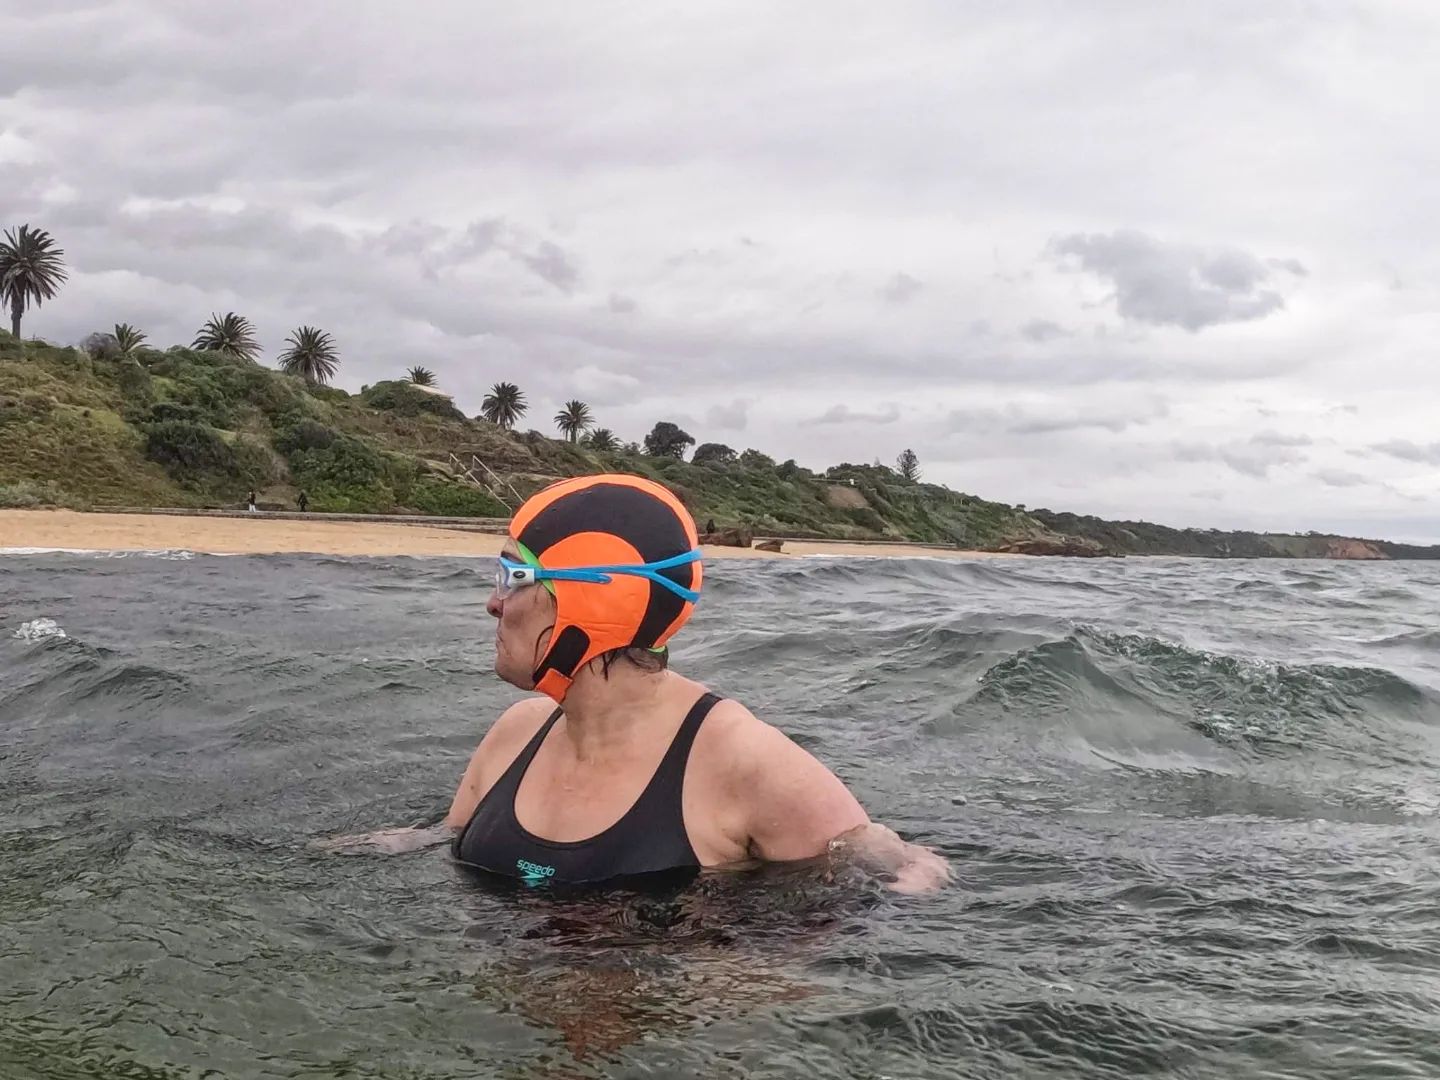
[484,695,558,751]
[444,697,557,829]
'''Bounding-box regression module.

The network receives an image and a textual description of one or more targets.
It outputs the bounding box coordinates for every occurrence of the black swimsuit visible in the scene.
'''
[452,692,721,885]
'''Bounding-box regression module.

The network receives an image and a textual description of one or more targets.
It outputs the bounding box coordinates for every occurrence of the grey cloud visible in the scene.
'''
[1171,440,1307,479]
[1267,257,1308,276]
[447,220,505,261]
[947,397,1168,437]
[804,404,901,426]
[1372,439,1440,465]
[378,221,451,259]
[1312,468,1368,488]
[663,242,757,270]
[1251,430,1313,448]
[437,220,580,291]
[1049,229,1304,331]
[519,240,580,293]
[879,272,923,304]
[608,293,637,314]
[1219,452,1275,480]
[706,400,749,431]
[1019,318,1068,342]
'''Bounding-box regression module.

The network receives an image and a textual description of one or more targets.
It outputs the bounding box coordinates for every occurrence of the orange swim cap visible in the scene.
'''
[509,474,702,702]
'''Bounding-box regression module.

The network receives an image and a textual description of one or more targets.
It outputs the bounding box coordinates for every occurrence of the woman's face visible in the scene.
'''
[488,543,556,688]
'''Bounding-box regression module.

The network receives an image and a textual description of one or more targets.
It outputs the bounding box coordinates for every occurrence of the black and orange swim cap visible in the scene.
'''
[509,474,702,702]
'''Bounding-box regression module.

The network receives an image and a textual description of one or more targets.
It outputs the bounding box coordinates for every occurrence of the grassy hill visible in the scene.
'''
[0,333,1041,545]
[2,331,1436,558]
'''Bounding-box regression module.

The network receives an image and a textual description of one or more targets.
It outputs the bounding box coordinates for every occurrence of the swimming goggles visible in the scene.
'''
[495,549,702,603]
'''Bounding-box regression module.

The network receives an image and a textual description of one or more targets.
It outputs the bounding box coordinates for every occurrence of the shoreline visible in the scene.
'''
[0,509,1000,561]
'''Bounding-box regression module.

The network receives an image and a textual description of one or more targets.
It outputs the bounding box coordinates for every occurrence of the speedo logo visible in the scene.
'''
[516,858,556,880]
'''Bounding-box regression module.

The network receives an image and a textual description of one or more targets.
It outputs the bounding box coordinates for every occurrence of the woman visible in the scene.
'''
[332,473,950,893]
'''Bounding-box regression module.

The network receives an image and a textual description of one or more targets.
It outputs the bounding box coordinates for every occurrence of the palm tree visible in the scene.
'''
[192,312,260,362]
[277,326,339,385]
[585,427,618,452]
[407,365,436,386]
[481,382,526,429]
[113,323,146,357]
[0,225,68,339]
[554,400,593,443]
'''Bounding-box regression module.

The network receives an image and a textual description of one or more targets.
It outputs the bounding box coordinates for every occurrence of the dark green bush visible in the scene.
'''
[405,479,508,517]
[138,401,211,426]
[692,442,737,467]
[284,433,397,512]
[232,436,279,486]
[144,420,236,480]
[738,449,775,470]
[115,358,153,400]
[360,380,465,420]
[274,419,339,455]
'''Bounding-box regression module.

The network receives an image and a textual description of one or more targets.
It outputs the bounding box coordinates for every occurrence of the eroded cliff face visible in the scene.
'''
[1325,538,1387,560]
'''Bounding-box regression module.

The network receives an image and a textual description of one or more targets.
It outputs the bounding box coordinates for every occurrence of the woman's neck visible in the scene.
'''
[554,665,689,763]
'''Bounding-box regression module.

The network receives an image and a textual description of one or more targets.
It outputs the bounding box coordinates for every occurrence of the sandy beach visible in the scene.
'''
[0,509,996,560]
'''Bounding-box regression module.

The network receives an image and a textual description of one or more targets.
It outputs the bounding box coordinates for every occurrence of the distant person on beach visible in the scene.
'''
[298,491,308,513]
[705,517,716,534]
[247,490,258,513]
[326,474,951,892]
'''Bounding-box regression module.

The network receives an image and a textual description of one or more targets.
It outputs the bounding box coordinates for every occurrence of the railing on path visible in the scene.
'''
[447,452,524,510]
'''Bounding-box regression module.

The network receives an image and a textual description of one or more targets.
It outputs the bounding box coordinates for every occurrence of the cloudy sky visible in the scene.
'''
[3,2,1438,540]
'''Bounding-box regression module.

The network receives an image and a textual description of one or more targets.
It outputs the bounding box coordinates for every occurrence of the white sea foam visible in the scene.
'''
[0,547,207,559]
[14,618,67,640]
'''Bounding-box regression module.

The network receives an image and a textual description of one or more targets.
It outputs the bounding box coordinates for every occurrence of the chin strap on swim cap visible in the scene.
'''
[535,667,575,701]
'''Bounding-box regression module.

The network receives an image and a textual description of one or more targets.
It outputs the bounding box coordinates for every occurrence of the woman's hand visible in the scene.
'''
[827,822,954,894]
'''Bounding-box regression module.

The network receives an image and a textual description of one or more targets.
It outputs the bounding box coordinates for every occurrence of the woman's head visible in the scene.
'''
[486,474,702,701]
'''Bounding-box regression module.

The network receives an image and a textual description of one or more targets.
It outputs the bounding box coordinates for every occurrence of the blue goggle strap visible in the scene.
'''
[501,549,702,603]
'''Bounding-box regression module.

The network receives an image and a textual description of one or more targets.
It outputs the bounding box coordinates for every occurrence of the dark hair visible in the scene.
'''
[595,646,668,678]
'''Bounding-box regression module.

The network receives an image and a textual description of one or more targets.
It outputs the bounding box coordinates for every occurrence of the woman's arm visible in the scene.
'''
[727,708,953,894]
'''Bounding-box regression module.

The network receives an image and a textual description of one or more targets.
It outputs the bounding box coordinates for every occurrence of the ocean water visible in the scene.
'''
[2,550,1439,1079]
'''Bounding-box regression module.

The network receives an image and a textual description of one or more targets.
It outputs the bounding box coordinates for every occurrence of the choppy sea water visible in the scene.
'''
[2,550,1439,1079]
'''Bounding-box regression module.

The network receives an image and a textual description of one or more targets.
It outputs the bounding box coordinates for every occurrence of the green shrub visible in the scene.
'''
[143,420,236,480]
[692,442,737,467]
[738,449,775,470]
[284,433,397,512]
[360,380,464,420]
[232,435,280,487]
[115,357,153,400]
[134,401,212,426]
[405,479,508,517]
[305,483,396,514]
[274,419,339,455]
[0,480,72,508]
[164,375,235,429]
